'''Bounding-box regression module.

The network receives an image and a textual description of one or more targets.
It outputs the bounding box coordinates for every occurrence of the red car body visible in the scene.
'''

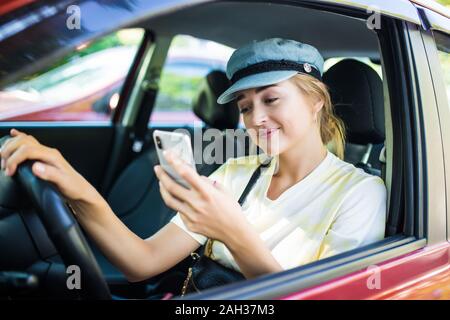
[283,243,450,300]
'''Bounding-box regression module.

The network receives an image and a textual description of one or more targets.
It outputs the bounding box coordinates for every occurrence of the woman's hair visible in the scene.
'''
[289,73,346,160]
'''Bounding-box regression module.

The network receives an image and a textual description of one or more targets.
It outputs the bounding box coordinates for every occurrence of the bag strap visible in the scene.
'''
[237,160,271,206]
[204,158,272,257]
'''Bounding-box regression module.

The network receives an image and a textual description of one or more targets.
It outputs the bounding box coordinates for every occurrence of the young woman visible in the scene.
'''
[0,38,386,285]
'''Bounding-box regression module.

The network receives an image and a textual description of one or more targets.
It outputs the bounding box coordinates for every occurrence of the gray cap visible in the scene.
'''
[217,38,324,104]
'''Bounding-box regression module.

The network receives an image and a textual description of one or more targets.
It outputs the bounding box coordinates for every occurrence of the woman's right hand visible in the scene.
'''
[0,128,97,202]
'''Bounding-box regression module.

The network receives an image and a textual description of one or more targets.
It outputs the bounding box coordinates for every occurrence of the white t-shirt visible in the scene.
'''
[170,151,387,272]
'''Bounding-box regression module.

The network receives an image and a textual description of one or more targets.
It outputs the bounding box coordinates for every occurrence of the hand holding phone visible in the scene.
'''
[153,130,196,189]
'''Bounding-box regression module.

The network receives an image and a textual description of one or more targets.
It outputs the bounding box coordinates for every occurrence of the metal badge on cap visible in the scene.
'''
[303,63,312,73]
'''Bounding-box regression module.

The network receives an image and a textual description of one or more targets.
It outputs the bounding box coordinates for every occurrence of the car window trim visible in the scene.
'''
[402,22,425,238]
[121,35,172,127]
[378,18,409,238]
[414,4,450,35]
[111,29,153,124]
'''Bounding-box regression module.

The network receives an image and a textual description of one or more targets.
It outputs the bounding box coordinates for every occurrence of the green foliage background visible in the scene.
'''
[436,0,450,7]
[154,73,204,111]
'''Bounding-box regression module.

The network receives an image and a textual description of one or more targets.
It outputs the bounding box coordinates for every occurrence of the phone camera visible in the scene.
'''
[156,136,163,149]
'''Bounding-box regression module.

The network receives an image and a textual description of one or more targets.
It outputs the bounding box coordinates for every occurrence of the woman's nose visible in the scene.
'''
[250,104,268,126]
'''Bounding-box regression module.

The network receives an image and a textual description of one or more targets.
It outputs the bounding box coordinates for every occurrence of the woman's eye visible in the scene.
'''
[239,106,250,114]
[265,97,279,104]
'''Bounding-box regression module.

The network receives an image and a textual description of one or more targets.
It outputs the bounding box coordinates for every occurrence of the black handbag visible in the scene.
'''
[181,159,271,296]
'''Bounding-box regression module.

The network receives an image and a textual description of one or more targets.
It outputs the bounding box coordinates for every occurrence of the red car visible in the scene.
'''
[0,0,449,300]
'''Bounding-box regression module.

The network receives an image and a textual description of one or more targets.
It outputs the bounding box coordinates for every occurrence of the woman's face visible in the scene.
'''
[236,78,321,156]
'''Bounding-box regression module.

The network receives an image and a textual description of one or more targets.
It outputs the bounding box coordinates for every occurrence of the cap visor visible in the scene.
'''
[217,70,298,104]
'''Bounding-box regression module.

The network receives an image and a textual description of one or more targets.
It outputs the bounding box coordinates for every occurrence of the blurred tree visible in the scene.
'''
[436,0,450,7]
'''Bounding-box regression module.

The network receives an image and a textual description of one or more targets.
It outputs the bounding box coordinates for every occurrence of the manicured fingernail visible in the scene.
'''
[35,163,45,173]
[4,167,10,176]
[1,159,4,170]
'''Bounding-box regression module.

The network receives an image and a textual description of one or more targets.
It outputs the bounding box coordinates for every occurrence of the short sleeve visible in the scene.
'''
[317,176,387,260]
[169,160,230,245]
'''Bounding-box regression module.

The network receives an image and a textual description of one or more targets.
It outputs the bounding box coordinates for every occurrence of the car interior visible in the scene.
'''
[0,1,411,299]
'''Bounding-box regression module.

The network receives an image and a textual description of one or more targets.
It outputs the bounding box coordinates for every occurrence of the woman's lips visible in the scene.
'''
[259,128,280,139]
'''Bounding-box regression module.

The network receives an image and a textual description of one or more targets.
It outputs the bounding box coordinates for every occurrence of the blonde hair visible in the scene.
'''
[289,73,346,160]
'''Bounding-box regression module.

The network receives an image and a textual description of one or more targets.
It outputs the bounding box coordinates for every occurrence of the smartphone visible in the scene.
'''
[153,130,196,189]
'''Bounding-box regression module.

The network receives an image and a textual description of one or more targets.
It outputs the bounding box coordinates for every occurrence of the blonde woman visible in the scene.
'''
[0,38,386,289]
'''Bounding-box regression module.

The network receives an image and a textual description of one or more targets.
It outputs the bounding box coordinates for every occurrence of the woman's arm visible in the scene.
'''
[155,151,283,279]
[223,219,283,279]
[0,128,200,282]
[69,190,200,282]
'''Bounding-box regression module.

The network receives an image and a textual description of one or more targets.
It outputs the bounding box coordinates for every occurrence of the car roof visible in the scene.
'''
[141,2,380,60]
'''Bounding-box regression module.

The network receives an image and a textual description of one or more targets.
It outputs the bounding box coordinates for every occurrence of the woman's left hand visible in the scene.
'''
[154,151,247,243]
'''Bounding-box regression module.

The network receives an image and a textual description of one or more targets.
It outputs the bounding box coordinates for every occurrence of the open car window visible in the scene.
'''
[149,34,233,127]
[0,28,144,122]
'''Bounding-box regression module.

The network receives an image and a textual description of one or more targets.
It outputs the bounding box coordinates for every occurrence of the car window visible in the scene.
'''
[433,30,450,106]
[0,28,144,122]
[150,35,234,127]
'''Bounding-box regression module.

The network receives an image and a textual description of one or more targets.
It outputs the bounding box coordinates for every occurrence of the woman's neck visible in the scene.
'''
[275,133,328,183]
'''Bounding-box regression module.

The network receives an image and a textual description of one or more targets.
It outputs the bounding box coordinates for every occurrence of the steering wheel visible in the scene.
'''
[0,136,111,299]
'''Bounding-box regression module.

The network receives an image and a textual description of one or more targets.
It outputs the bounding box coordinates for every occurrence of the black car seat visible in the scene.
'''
[192,70,249,176]
[193,70,240,132]
[323,59,385,177]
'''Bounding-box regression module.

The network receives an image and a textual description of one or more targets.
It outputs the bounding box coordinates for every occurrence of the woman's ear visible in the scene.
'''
[312,99,324,114]
[311,99,324,122]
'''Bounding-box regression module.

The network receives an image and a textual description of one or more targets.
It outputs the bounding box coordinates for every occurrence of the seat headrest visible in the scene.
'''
[323,59,385,145]
[193,70,240,130]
